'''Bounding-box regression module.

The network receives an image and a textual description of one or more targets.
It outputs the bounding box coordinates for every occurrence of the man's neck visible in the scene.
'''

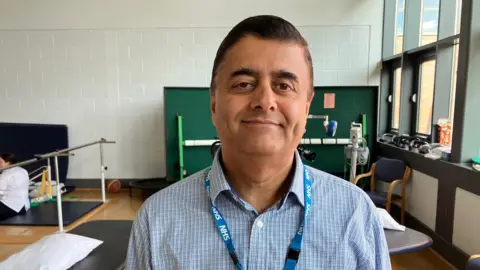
[220,147,296,213]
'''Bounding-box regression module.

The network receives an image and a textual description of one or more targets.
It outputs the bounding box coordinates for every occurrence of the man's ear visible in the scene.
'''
[305,90,314,114]
[210,92,216,114]
[210,92,217,126]
[308,89,315,102]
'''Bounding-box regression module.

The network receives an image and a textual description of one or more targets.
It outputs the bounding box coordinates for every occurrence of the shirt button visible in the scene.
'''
[256,220,264,229]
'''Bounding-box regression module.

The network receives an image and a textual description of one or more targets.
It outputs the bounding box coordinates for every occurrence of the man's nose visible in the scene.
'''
[249,82,277,111]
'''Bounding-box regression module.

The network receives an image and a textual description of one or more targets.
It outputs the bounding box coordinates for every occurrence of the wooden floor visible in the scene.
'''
[0,189,455,269]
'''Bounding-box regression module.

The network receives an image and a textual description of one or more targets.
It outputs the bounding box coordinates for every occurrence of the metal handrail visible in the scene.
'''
[34,152,74,159]
[27,154,73,177]
[29,170,46,182]
[35,138,115,159]
[29,165,48,176]
[0,138,116,232]
[0,138,114,173]
[0,157,43,173]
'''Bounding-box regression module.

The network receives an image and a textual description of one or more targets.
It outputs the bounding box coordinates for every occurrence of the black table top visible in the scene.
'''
[385,227,433,255]
[68,220,133,270]
[129,179,173,189]
[65,220,431,270]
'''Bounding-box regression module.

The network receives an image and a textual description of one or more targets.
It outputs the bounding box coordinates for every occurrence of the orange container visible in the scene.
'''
[438,123,452,145]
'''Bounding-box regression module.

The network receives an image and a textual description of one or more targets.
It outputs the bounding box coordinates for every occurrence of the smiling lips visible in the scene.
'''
[242,118,280,126]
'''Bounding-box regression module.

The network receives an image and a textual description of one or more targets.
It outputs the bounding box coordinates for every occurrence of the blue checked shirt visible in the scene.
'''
[126,150,391,269]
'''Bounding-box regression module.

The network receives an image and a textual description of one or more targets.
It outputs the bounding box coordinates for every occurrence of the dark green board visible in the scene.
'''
[164,87,377,181]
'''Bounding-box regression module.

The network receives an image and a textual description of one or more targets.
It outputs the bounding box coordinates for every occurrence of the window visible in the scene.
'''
[417,59,436,135]
[395,0,405,54]
[392,68,402,129]
[381,0,466,147]
[420,0,440,46]
[455,0,462,34]
[449,43,460,124]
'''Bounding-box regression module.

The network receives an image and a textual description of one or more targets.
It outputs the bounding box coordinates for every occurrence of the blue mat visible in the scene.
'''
[0,201,103,226]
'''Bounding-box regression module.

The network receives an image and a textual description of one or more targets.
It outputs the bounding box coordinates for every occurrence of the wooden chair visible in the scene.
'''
[353,157,411,224]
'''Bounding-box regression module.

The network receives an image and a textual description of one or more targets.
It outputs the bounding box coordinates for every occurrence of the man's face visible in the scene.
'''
[0,157,9,169]
[211,35,314,156]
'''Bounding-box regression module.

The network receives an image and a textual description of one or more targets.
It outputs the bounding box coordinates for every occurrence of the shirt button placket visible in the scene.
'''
[248,216,267,269]
[256,220,264,229]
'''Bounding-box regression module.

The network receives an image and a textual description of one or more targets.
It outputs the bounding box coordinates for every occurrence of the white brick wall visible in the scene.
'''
[0,0,383,179]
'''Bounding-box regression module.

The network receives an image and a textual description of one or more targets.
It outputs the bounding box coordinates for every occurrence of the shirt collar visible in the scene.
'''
[208,149,232,204]
[208,148,306,208]
[289,150,306,207]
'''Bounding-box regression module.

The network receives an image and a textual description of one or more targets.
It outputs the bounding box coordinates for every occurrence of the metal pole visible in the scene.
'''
[349,123,362,183]
[0,139,115,173]
[307,114,329,120]
[35,153,74,158]
[47,159,52,199]
[177,115,184,180]
[36,139,116,160]
[54,156,64,232]
[100,142,106,202]
[349,144,358,183]
[307,114,330,133]
[28,165,48,176]
[0,158,42,173]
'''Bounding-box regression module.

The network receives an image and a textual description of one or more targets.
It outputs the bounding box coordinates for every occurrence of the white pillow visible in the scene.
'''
[376,207,406,231]
[0,232,103,270]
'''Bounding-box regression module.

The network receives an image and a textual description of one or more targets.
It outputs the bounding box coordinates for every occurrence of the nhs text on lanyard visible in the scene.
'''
[204,165,313,270]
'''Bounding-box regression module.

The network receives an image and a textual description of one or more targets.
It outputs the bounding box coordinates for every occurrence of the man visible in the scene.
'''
[0,153,30,221]
[126,15,391,269]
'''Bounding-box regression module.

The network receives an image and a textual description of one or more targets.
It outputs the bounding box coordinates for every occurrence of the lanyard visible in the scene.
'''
[204,165,312,270]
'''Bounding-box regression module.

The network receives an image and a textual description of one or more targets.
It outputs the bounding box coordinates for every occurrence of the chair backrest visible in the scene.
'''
[374,158,406,183]
[468,255,480,270]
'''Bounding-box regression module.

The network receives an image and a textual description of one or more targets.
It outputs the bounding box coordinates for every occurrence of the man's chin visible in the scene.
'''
[238,142,284,156]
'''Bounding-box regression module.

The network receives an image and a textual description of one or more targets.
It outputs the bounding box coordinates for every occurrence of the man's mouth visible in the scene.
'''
[242,119,280,126]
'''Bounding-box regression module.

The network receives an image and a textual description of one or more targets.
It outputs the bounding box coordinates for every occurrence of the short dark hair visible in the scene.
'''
[0,153,18,165]
[210,15,313,95]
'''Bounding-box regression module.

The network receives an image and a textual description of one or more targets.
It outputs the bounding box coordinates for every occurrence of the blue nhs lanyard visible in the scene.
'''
[204,165,313,270]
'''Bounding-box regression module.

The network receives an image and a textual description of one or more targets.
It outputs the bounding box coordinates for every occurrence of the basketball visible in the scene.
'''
[107,179,121,193]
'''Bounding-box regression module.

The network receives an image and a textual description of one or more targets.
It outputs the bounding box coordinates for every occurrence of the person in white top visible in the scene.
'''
[0,153,30,221]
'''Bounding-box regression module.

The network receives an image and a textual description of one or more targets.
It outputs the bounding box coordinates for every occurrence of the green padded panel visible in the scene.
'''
[304,87,377,174]
[164,88,215,181]
[164,87,377,181]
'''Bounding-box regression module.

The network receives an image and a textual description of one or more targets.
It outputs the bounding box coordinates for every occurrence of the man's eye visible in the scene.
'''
[234,82,255,90]
[276,83,292,91]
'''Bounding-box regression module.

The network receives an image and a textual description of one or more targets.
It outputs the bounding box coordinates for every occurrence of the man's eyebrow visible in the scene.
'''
[229,68,298,82]
[274,70,298,82]
[230,67,258,78]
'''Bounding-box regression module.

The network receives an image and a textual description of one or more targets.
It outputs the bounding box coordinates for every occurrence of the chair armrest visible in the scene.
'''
[387,179,404,199]
[353,171,373,185]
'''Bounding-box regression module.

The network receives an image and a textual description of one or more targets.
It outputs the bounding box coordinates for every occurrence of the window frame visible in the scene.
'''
[448,41,460,123]
[394,0,406,54]
[380,0,474,162]
[388,59,403,133]
[420,2,440,43]
[413,52,436,138]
